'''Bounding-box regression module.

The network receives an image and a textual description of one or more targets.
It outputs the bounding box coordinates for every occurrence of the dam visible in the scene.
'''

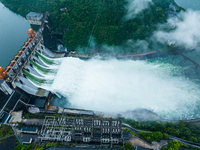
[0,13,66,97]
[1,10,200,122]
[0,12,67,123]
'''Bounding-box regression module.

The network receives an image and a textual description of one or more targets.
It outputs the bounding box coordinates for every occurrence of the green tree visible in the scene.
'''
[1,0,179,53]
[163,133,169,140]
[124,143,134,150]
[167,140,183,150]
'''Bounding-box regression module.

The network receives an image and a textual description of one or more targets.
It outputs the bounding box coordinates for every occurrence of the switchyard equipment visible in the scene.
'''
[38,116,123,147]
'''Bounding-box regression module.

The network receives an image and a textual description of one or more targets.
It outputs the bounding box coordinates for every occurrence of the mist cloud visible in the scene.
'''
[153,10,200,49]
[124,0,152,20]
[127,40,150,51]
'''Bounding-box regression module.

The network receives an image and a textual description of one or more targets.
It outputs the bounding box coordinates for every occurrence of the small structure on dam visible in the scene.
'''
[26,12,43,25]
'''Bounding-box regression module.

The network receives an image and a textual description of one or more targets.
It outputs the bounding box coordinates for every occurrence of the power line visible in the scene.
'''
[87,0,103,48]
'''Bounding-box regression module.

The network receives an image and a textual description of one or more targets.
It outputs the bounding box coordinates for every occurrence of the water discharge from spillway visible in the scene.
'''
[40,55,200,120]
[22,53,61,88]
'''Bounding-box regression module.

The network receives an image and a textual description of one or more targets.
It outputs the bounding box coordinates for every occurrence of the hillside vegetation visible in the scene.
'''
[123,118,200,143]
[1,0,184,53]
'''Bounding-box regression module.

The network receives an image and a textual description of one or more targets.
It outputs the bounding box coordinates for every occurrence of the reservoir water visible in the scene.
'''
[1,1,200,120]
[0,2,30,68]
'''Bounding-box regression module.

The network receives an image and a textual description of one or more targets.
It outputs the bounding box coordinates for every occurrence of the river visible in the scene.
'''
[46,1,200,120]
[1,1,200,120]
[0,2,30,68]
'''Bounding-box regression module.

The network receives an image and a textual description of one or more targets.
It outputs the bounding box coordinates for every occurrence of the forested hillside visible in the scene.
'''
[123,118,200,144]
[1,0,184,53]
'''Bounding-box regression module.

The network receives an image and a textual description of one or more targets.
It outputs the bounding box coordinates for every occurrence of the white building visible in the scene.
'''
[0,80,12,95]
[26,12,43,25]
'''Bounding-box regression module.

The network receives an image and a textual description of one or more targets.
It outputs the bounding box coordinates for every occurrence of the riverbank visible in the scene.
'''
[68,48,195,62]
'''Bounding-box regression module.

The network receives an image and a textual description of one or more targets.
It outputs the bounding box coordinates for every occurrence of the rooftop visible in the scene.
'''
[20,127,38,132]
[26,12,42,18]
[0,90,21,113]
[21,137,32,143]
[29,98,46,108]
[2,113,10,123]
[58,107,94,116]
[5,92,21,110]
[0,91,10,110]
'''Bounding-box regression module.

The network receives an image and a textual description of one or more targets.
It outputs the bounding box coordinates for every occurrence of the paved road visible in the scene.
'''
[70,51,158,60]
[122,123,140,133]
[182,118,200,123]
[169,136,200,148]
[8,124,22,145]
[122,123,200,148]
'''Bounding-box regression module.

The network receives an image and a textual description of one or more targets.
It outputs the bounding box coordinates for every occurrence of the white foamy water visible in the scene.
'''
[41,57,200,120]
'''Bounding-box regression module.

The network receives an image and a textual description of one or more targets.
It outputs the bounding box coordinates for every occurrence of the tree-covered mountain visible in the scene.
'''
[1,0,184,53]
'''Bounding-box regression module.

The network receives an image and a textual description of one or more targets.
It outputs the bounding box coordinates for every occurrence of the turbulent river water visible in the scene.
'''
[1,1,200,120]
[46,1,200,120]
[38,49,200,120]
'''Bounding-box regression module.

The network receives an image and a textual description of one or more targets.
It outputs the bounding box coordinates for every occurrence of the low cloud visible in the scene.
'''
[153,10,200,49]
[78,10,200,54]
[124,0,152,20]
[124,39,150,53]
